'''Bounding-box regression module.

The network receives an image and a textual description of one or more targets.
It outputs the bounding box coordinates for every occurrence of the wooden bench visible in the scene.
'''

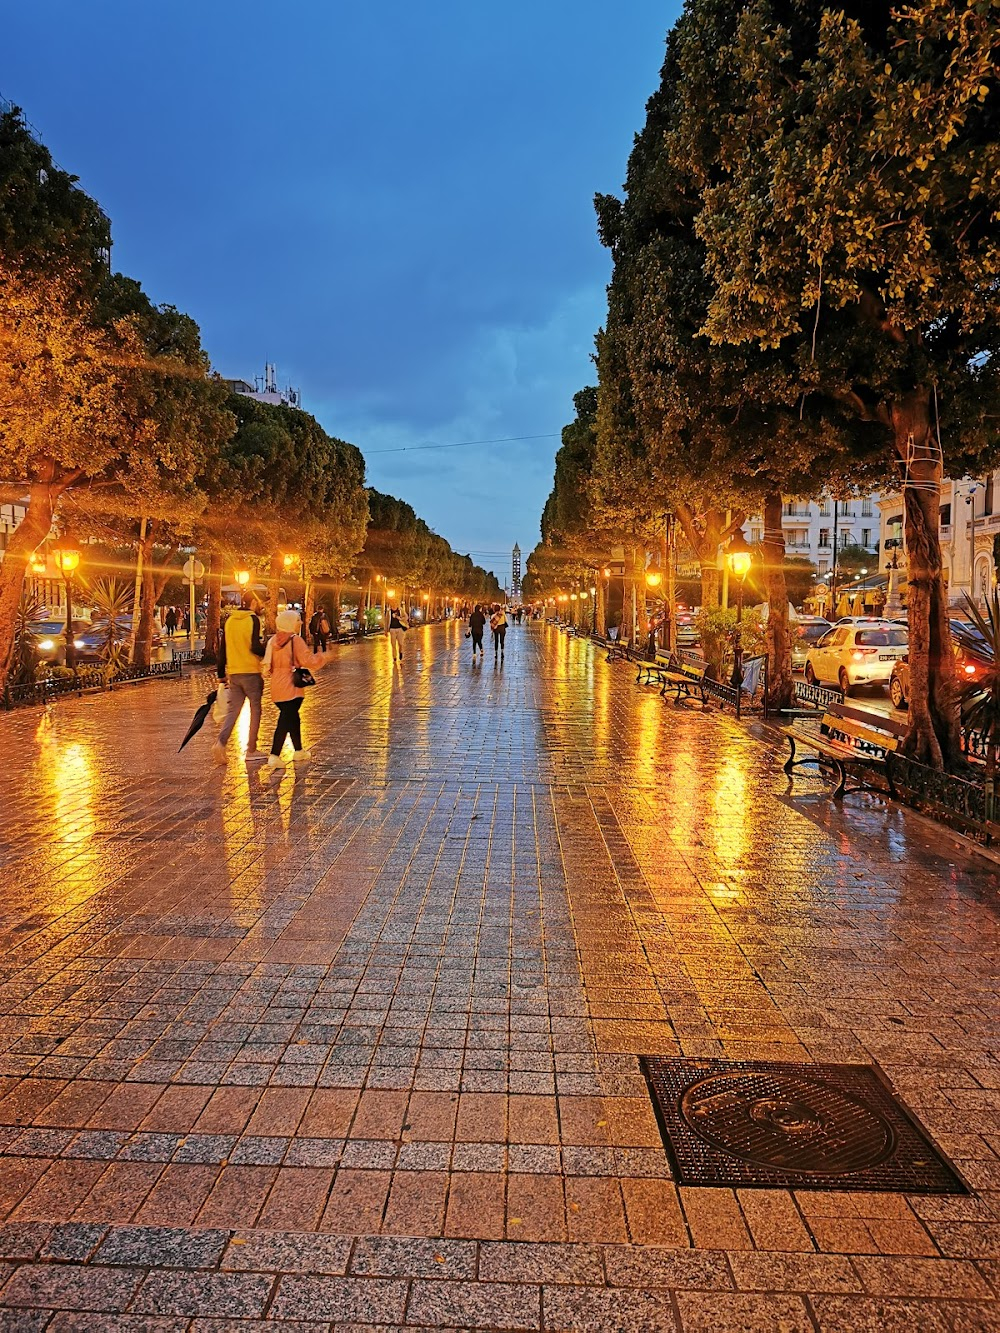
[782,702,908,799]
[606,636,633,663]
[633,650,707,706]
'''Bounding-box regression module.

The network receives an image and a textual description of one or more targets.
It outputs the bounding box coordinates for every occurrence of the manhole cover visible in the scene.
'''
[643,1057,967,1193]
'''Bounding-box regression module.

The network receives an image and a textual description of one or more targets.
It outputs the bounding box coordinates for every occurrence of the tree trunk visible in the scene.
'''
[701,563,721,612]
[132,522,157,668]
[202,551,223,664]
[304,574,315,637]
[762,491,793,710]
[596,580,607,637]
[266,551,282,631]
[894,390,959,769]
[674,504,744,613]
[0,470,60,693]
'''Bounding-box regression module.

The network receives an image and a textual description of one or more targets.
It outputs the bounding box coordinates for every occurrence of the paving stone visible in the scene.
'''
[222,1229,351,1274]
[541,1283,679,1331]
[95,1223,229,1269]
[269,1274,408,1322]
[131,1269,274,1318]
[350,1235,476,1280]
[478,1240,604,1285]
[2,1262,143,1311]
[407,1278,541,1329]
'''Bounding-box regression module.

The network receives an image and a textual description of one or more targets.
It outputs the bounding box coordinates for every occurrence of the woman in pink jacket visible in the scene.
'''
[262,609,326,773]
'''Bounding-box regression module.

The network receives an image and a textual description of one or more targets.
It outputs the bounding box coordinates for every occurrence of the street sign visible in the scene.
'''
[182,558,205,581]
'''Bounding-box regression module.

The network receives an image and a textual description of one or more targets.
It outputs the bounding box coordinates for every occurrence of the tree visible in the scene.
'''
[668,0,1000,766]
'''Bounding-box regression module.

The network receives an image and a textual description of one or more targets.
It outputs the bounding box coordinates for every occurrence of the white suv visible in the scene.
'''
[805,621,908,694]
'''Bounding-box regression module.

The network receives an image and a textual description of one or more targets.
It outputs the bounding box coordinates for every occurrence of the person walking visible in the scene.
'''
[262,609,326,774]
[490,603,508,662]
[213,591,266,763]
[164,606,177,639]
[468,604,486,662]
[309,607,331,652]
[388,604,408,662]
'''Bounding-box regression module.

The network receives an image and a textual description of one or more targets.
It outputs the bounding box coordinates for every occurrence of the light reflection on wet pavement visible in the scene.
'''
[0,621,997,1328]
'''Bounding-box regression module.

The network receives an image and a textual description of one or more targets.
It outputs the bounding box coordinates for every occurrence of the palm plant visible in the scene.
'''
[13,587,46,684]
[957,592,1000,814]
[90,577,132,677]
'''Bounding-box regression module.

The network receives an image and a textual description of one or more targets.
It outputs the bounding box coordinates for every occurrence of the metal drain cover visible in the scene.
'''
[643,1057,967,1193]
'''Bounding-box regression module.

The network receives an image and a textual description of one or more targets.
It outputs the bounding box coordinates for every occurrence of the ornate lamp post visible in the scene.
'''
[726,534,753,718]
[54,546,81,671]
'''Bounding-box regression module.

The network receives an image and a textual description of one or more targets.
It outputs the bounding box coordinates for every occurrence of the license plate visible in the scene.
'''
[879,653,897,661]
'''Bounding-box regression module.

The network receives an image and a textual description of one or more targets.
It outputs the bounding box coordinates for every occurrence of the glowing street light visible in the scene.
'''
[54,546,81,671]
[234,568,251,588]
[726,533,753,715]
[645,569,662,588]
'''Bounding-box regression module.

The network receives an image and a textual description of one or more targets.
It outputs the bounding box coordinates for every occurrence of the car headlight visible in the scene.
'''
[74,639,86,649]
[39,639,55,651]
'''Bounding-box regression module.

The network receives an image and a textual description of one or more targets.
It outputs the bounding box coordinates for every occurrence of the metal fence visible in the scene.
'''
[2,659,182,711]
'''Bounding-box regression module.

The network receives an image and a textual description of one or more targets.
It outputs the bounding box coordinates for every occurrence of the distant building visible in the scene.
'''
[225,363,302,410]
[742,492,881,574]
[879,471,1000,609]
[511,544,522,601]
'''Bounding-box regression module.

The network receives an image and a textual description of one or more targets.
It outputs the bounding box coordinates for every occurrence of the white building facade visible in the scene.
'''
[742,493,881,574]
[878,472,1000,609]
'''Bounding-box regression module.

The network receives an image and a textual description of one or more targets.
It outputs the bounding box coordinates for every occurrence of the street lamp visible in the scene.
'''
[726,533,753,715]
[54,546,81,671]
[234,568,251,588]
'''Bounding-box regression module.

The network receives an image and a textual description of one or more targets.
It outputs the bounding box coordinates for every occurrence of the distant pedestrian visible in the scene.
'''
[262,609,326,774]
[388,604,408,662]
[164,606,177,638]
[490,604,508,662]
[213,591,266,764]
[468,604,486,661]
[310,607,331,652]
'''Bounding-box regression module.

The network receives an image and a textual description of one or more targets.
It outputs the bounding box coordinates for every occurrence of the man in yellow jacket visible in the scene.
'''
[212,592,267,763]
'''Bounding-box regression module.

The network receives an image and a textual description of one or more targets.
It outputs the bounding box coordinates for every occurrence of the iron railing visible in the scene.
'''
[2,659,182,711]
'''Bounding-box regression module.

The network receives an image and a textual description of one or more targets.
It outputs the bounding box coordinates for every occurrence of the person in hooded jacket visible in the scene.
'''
[261,609,327,774]
[213,591,266,763]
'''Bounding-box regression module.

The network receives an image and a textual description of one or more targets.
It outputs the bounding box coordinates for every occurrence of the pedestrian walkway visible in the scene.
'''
[0,620,997,1328]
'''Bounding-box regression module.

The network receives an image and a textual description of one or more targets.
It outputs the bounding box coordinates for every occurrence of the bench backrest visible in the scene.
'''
[820,705,904,756]
[680,662,706,680]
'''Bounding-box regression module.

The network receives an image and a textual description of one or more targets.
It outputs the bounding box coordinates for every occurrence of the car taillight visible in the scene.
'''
[851,649,877,660]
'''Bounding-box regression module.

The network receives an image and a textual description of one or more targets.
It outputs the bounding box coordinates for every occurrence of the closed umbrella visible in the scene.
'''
[179,689,217,751]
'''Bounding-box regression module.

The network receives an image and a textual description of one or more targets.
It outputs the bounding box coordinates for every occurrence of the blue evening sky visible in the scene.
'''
[7,2,676,582]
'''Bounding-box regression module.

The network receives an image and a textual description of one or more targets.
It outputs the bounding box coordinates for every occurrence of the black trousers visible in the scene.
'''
[271,698,303,755]
[493,626,506,654]
[471,632,484,653]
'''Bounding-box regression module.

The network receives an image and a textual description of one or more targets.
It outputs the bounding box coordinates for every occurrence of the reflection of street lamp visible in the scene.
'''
[726,534,753,714]
[54,546,81,670]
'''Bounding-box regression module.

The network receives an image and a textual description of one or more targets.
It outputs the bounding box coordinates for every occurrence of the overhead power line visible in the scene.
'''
[366,432,559,456]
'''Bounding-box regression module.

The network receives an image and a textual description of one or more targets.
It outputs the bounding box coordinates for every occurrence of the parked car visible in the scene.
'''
[791,617,832,671]
[675,611,698,647]
[805,620,908,694]
[889,621,993,709]
[33,620,102,666]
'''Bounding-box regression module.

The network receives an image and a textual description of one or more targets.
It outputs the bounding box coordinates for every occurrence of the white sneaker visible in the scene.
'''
[292,749,312,763]
[211,742,227,766]
[245,749,266,763]
[267,754,285,771]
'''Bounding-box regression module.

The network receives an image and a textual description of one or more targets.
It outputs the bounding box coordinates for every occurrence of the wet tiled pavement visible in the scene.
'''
[0,620,998,1329]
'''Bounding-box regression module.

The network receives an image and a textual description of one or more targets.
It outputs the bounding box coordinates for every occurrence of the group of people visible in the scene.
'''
[212,591,326,776]
[459,603,508,663]
[163,606,191,637]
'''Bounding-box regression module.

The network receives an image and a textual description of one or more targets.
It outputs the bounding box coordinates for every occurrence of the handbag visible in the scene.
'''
[287,635,317,688]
